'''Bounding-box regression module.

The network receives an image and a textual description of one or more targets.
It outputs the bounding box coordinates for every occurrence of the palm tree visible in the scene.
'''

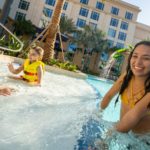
[43,0,66,62]
[0,0,14,34]
[13,19,36,36]
[73,25,108,54]
[0,0,14,24]
[72,25,108,72]
[60,16,77,34]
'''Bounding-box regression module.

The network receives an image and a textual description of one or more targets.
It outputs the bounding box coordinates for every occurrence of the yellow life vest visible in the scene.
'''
[22,59,45,82]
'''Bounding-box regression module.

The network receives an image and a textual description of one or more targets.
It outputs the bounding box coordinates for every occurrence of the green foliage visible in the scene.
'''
[48,59,59,66]
[72,25,108,53]
[13,19,36,36]
[47,59,77,72]
[60,16,77,34]
[0,34,22,55]
[65,51,74,61]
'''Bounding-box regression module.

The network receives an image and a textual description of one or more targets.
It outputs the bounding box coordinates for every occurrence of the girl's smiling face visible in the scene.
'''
[130,44,150,78]
[28,49,40,62]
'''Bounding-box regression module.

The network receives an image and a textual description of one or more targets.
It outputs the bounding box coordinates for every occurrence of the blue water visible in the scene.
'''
[76,75,150,150]
[87,75,120,122]
[75,75,120,150]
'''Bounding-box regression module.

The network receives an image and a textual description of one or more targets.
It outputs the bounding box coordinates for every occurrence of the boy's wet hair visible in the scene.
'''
[115,40,150,106]
[30,45,44,60]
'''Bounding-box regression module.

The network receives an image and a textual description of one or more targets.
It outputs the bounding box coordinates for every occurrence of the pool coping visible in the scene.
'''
[0,55,87,79]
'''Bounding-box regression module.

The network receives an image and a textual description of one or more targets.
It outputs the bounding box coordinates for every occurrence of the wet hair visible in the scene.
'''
[30,45,44,60]
[115,40,150,106]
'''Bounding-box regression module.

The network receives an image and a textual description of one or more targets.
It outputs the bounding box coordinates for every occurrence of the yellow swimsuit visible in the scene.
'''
[121,78,145,108]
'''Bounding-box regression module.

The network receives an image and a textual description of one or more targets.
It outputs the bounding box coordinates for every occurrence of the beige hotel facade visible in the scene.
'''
[0,0,150,48]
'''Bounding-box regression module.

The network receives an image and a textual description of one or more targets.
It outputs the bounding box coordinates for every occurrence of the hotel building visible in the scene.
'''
[0,0,150,48]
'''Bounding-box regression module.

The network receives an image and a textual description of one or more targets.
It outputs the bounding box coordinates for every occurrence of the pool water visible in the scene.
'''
[87,75,120,122]
[81,76,150,150]
[0,62,97,150]
[0,62,150,150]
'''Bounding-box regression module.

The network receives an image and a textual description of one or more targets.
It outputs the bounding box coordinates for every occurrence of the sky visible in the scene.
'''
[122,0,150,26]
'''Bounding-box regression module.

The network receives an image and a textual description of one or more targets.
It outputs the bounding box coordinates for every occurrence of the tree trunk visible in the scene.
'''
[43,0,66,62]
[0,0,14,35]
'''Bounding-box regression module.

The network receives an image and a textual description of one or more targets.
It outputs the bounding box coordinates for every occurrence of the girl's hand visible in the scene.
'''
[8,63,15,73]
[0,86,15,96]
[100,99,109,110]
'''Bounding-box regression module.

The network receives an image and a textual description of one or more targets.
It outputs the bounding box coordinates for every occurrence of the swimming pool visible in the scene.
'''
[0,60,150,150]
[80,76,150,150]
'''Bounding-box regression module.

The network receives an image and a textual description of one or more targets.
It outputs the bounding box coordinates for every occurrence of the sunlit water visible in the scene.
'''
[87,75,150,150]
[0,62,150,150]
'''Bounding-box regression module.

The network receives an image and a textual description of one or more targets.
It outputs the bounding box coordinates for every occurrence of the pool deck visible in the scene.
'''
[0,54,87,79]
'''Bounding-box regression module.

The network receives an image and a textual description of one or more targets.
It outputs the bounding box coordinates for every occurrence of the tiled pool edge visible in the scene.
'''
[0,55,87,79]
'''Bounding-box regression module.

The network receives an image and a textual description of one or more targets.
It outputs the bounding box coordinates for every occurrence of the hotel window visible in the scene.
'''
[76,18,86,28]
[118,32,127,41]
[107,40,114,48]
[125,11,133,20]
[79,8,89,17]
[96,2,104,10]
[18,0,30,11]
[108,28,116,38]
[63,2,68,10]
[15,12,26,20]
[45,0,56,6]
[110,18,119,27]
[120,21,128,30]
[80,0,89,5]
[111,7,119,15]
[43,7,53,18]
[90,11,100,21]
[89,22,97,30]
[116,42,124,48]
[61,13,66,17]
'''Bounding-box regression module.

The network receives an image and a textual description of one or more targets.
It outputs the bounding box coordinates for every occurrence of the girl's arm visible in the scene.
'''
[8,63,24,74]
[116,93,150,133]
[100,73,126,109]
[36,65,43,86]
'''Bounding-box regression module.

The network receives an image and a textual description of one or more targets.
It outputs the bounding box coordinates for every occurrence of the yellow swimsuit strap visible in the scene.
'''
[121,78,145,108]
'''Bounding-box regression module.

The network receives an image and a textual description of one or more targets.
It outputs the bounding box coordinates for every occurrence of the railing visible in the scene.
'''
[0,23,24,52]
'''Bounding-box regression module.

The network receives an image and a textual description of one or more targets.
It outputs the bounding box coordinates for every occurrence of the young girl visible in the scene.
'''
[8,46,45,86]
[100,41,150,134]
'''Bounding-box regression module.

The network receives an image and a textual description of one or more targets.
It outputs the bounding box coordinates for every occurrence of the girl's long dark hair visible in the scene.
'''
[115,41,150,106]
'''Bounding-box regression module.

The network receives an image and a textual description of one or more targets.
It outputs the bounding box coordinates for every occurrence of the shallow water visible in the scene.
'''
[0,62,97,150]
[0,62,150,150]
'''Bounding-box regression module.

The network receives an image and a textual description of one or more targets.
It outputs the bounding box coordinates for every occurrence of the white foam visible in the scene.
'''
[0,62,96,150]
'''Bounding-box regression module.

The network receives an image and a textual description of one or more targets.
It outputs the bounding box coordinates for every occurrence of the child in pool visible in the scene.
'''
[8,46,45,86]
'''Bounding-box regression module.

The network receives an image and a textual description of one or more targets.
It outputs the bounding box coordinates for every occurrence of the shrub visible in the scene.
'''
[47,59,77,72]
